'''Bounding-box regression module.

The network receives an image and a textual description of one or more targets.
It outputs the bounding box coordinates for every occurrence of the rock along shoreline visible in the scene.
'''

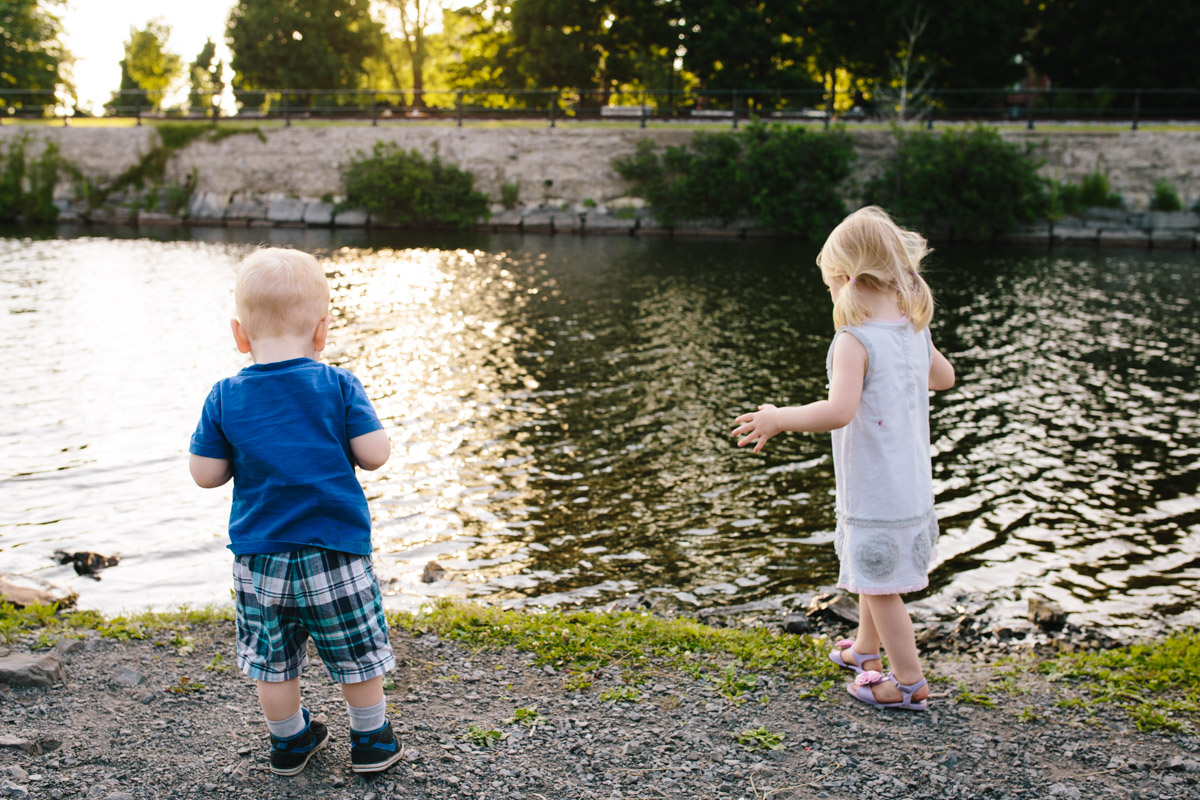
[1,599,1197,800]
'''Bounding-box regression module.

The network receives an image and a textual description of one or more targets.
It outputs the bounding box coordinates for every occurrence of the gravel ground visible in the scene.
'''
[2,621,1197,800]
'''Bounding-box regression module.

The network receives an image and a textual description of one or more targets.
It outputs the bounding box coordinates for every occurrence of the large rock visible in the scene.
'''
[1027,596,1067,632]
[0,575,77,609]
[267,197,307,223]
[0,653,67,687]
[805,592,860,626]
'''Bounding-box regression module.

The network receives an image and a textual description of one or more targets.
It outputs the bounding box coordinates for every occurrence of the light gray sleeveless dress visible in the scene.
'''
[826,319,939,595]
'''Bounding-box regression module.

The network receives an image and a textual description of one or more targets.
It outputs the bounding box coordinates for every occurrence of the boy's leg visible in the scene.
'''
[342,672,402,773]
[856,593,928,703]
[257,677,302,725]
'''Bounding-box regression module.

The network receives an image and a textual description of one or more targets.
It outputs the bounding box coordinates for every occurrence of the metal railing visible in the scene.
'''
[3,87,1198,130]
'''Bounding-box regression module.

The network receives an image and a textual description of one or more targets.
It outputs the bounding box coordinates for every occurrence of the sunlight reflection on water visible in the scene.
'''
[1,227,1197,633]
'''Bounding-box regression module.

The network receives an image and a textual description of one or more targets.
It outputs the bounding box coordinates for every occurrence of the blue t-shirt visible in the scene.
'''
[189,358,384,556]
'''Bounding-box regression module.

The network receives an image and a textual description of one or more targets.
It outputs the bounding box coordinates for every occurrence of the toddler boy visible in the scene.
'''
[189,247,402,776]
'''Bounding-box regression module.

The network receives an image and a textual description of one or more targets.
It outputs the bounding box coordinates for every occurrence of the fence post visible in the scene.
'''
[457,91,463,127]
[371,92,377,126]
[1026,91,1035,130]
[136,105,141,126]
[1132,88,1141,131]
[549,94,556,128]
[732,89,739,129]
[639,90,646,129]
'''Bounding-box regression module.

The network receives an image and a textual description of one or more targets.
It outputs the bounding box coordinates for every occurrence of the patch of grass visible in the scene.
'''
[1014,706,1040,723]
[204,653,232,673]
[167,676,205,695]
[599,686,642,703]
[1040,630,1200,732]
[955,681,996,707]
[462,724,506,748]
[712,662,758,704]
[391,599,837,690]
[505,706,543,727]
[732,726,785,751]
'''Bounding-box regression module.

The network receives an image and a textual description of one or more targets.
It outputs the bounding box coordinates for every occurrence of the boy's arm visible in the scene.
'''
[732,333,867,453]
[929,343,955,391]
[189,454,232,488]
[350,429,391,471]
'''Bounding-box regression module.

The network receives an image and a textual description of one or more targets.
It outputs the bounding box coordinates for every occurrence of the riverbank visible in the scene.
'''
[1,601,1197,800]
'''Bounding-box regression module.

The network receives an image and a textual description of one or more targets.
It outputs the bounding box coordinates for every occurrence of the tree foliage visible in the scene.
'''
[227,0,382,110]
[107,20,182,112]
[0,0,70,114]
[188,39,225,115]
[1029,1,1200,92]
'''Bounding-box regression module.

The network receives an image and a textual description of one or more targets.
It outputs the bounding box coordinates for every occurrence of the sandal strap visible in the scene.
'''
[888,673,927,702]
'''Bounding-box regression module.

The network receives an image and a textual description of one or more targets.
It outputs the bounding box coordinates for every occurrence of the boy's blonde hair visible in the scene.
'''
[235,248,330,339]
[816,206,934,330]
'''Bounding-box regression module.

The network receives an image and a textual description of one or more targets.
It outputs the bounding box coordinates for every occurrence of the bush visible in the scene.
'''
[1078,170,1122,209]
[0,137,60,223]
[866,126,1045,237]
[612,123,854,237]
[342,141,490,228]
[1150,179,1183,212]
[500,180,520,209]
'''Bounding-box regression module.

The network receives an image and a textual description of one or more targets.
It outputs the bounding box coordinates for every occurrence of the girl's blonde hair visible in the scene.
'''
[235,248,330,339]
[816,206,934,330]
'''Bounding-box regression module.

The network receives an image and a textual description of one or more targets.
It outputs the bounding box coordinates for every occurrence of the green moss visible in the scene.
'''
[390,599,838,695]
[1040,629,1200,732]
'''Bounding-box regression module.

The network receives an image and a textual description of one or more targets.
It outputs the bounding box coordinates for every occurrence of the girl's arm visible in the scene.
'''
[929,343,955,391]
[732,333,867,453]
[189,454,232,488]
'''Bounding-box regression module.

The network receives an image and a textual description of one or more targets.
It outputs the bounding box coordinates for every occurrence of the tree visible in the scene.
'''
[227,0,382,111]
[377,0,451,109]
[1030,1,1200,92]
[676,0,816,111]
[106,20,183,113]
[188,39,225,117]
[0,0,71,114]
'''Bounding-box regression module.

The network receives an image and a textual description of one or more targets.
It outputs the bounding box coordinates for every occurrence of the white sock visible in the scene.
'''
[266,707,307,739]
[346,699,386,733]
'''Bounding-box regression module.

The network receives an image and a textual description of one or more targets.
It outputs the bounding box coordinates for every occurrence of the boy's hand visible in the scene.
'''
[732,404,781,453]
[350,429,391,471]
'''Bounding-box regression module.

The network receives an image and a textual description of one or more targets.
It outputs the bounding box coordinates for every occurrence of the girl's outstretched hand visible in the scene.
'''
[733,404,780,453]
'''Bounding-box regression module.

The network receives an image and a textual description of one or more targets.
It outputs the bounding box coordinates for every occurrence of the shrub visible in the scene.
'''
[1150,179,1183,212]
[342,141,490,228]
[866,126,1046,237]
[500,180,520,209]
[613,123,854,236]
[1077,170,1122,209]
[0,137,60,223]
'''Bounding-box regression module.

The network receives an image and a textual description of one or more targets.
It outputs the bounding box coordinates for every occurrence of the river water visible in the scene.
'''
[2,225,1197,634]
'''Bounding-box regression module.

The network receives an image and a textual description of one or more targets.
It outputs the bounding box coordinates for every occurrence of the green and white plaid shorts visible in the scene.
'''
[233,547,394,684]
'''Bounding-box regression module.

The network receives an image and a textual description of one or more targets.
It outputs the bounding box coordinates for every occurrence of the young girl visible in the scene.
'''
[732,206,954,711]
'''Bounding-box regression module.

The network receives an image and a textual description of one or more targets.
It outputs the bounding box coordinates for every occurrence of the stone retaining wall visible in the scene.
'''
[1,124,1197,246]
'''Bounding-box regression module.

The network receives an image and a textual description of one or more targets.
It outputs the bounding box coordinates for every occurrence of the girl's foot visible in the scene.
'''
[829,639,882,674]
[848,671,929,709]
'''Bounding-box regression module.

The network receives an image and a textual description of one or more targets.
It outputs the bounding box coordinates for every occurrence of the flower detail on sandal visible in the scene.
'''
[847,670,928,711]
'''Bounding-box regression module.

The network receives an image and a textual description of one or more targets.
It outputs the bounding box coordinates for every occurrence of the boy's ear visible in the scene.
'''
[230,318,252,354]
[312,315,332,353]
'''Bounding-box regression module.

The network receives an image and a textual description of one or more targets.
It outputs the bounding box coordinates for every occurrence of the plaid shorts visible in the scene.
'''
[233,547,395,684]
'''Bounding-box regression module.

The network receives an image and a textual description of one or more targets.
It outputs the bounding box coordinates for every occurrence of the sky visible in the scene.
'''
[60,1,237,113]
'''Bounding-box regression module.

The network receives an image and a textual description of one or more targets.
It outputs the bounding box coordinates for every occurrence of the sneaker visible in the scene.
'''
[350,720,404,774]
[269,710,330,776]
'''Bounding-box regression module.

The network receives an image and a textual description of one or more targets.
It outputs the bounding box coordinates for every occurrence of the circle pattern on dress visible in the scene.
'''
[855,535,899,582]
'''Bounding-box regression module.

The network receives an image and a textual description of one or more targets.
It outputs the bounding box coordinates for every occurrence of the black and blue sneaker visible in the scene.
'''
[350,720,403,774]
[269,710,330,776]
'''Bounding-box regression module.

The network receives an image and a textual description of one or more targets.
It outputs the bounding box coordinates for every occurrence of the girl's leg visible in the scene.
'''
[857,594,928,703]
[829,595,883,672]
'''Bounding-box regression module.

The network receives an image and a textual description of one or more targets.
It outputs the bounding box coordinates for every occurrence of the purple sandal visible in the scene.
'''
[829,639,880,675]
[846,670,928,711]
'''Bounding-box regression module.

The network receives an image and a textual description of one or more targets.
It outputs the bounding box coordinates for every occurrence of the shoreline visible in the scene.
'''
[1,601,1197,799]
